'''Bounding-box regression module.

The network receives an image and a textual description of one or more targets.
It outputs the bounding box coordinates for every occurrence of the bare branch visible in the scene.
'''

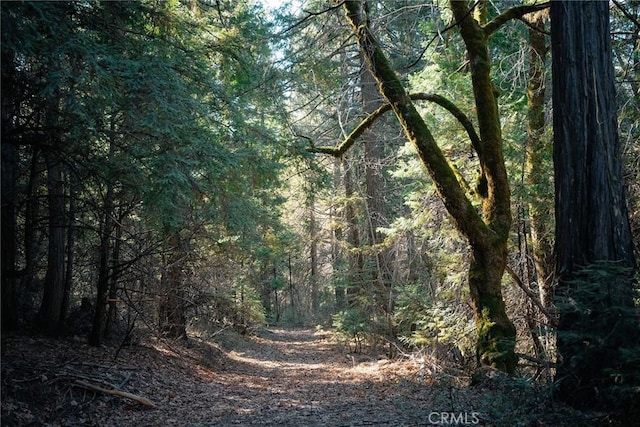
[612,0,640,32]
[73,380,157,408]
[505,264,558,327]
[281,1,345,34]
[407,1,480,69]
[483,2,550,36]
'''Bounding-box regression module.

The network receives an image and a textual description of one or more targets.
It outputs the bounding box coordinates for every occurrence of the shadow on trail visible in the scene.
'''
[209,327,434,426]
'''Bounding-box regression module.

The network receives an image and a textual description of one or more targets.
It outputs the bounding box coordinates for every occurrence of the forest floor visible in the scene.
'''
[2,327,607,426]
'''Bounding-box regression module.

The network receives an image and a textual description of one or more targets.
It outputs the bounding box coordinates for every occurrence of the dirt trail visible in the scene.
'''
[170,328,433,426]
[142,329,429,426]
[2,329,447,426]
[3,328,590,426]
[108,327,436,426]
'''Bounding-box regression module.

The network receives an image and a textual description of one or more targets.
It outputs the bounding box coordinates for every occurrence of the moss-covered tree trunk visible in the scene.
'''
[340,0,518,372]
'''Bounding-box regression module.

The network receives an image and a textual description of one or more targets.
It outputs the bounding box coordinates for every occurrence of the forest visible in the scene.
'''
[2,0,639,425]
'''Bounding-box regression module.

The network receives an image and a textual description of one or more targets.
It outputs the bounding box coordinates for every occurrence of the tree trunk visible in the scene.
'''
[332,158,347,311]
[1,141,19,331]
[22,149,45,301]
[1,43,19,331]
[309,196,320,314]
[89,181,114,346]
[525,11,554,309]
[343,157,363,307]
[361,48,393,320]
[341,0,517,372]
[158,233,187,339]
[60,177,77,324]
[551,0,639,413]
[37,152,67,334]
[105,220,122,339]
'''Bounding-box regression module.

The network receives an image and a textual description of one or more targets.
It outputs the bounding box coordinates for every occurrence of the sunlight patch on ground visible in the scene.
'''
[227,350,331,371]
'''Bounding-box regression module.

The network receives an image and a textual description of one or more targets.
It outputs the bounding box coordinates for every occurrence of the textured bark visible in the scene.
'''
[341,0,517,372]
[37,152,67,334]
[551,0,639,412]
[525,12,554,309]
[552,1,635,276]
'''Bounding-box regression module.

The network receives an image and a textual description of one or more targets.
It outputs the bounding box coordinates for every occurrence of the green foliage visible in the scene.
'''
[1,0,295,335]
[555,262,640,417]
[333,308,368,352]
[396,289,475,362]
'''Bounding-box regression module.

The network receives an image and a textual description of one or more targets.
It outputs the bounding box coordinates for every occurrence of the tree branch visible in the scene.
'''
[73,380,157,408]
[483,2,550,36]
[307,101,389,157]
[505,264,558,327]
[612,0,640,33]
[281,1,345,34]
[410,93,483,160]
[308,92,482,160]
[406,1,480,69]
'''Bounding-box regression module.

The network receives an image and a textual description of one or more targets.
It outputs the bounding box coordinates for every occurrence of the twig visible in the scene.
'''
[118,372,133,389]
[505,264,558,327]
[73,380,156,408]
[515,352,557,368]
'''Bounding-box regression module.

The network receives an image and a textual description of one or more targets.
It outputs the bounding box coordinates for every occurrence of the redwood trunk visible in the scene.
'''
[551,0,639,412]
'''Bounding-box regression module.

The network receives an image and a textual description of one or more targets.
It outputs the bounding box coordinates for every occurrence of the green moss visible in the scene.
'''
[476,306,517,373]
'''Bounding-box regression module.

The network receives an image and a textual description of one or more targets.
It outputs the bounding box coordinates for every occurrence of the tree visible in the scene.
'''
[2,0,289,340]
[311,0,549,373]
[550,0,640,415]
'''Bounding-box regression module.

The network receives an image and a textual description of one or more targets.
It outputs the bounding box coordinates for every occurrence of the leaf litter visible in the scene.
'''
[2,328,601,426]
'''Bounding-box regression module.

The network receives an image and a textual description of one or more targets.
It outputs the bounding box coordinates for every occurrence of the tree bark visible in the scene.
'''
[551,0,639,413]
[89,181,114,346]
[525,11,554,309]
[158,233,187,339]
[37,151,67,334]
[361,46,394,321]
[340,0,517,372]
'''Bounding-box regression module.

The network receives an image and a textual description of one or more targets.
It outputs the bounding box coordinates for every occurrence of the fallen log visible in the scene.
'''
[73,380,157,408]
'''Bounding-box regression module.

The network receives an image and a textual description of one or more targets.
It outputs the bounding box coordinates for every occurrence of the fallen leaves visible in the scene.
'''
[2,328,600,426]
